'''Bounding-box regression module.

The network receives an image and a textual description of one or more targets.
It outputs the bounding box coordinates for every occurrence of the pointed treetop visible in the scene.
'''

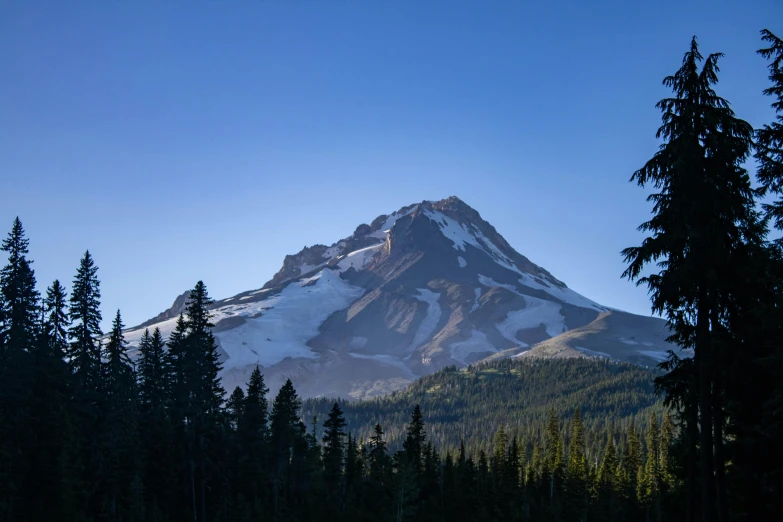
[2,217,30,261]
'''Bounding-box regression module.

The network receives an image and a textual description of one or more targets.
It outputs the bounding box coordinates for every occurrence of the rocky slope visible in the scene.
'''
[124,196,680,399]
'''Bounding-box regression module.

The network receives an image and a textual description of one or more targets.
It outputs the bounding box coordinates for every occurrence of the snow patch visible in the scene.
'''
[480,275,566,343]
[126,269,364,370]
[348,336,368,349]
[575,346,611,358]
[457,256,467,268]
[619,337,639,345]
[368,206,418,240]
[470,287,482,313]
[407,288,442,353]
[299,272,323,285]
[449,329,496,363]
[638,350,669,362]
[298,262,323,276]
[322,245,341,260]
[517,273,606,312]
[337,243,384,272]
[496,296,565,343]
[422,210,605,312]
[347,352,414,376]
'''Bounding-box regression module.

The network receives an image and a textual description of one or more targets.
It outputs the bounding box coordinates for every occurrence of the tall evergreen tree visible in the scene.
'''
[565,409,588,522]
[622,36,759,522]
[322,402,347,499]
[137,327,174,520]
[237,366,270,516]
[269,378,306,518]
[0,217,40,354]
[756,29,783,230]
[402,404,426,470]
[181,281,225,522]
[67,250,103,396]
[643,412,663,522]
[101,309,139,521]
[43,280,69,358]
[23,279,74,521]
[64,250,104,515]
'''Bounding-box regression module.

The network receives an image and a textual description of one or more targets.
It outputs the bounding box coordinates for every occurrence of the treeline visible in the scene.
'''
[1,27,783,522]
[303,358,664,456]
[0,218,670,522]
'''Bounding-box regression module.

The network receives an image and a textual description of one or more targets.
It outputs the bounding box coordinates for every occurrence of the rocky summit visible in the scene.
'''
[124,196,676,399]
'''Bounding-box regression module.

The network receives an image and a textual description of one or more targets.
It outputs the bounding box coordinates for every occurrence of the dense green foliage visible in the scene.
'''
[304,358,663,455]
[1,29,782,522]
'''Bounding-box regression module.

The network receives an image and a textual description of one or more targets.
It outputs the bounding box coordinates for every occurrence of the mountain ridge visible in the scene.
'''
[124,196,678,399]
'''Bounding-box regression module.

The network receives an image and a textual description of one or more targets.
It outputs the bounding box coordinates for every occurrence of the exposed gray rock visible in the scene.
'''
[125,196,677,400]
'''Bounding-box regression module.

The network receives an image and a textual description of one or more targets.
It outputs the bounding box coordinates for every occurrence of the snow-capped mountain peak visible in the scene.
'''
[125,196,675,399]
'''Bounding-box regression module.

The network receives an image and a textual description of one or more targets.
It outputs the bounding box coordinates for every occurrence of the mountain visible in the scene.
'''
[124,196,678,399]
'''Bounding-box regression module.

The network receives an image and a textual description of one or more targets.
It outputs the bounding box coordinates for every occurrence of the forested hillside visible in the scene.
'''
[304,358,662,455]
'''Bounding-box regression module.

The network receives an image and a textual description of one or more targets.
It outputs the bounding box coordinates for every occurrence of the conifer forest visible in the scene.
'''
[1,29,783,522]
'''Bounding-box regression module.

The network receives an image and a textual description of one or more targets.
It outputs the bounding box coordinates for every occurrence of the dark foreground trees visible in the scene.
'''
[624,31,783,522]
[1,28,782,522]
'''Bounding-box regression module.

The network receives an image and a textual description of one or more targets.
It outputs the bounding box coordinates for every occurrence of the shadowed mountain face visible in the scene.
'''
[124,196,678,399]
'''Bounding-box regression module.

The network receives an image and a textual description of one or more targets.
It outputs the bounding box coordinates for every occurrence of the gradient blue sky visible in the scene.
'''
[1,1,780,330]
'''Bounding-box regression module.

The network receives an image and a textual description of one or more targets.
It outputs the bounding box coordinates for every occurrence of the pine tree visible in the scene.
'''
[622,36,758,522]
[322,402,347,498]
[643,412,663,521]
[402,404,426,471]
[566,409,588,521]
[756,29,783,230]
[101,310,139,521]
[0,217,40,354]
[166,314,188,413]
[63,250,104,515]
[67,250,103,396]
[181,281,225,522]
[137,327,174,519]
[236,366,269,516]
[544,408,565,504]
[43,280,69,358]
[493,424,508,481]
[596,436,618,522]
[269,378,305,518]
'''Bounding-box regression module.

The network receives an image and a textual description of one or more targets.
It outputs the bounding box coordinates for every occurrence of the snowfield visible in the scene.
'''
[423,209,606,313]
[125,268,364,371]
[337,243,384,272]
[449,329,496,363]
[407,288,442,353]
[479,274,567,343]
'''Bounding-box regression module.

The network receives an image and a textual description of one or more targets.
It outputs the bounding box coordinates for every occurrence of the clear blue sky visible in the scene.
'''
[1,1,780,330]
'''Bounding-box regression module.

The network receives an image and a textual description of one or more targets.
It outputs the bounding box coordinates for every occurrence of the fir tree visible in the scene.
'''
[43,280,68,358]
[101,309,139,521]
[565,409,588,521]
[67,250,103,396]
[402,404,426,471]
[236,366,270,517]
[137,327,174,519]
[643,412,663,518]
[322,402,347,498]
[756,29,783,231]
[0,217,40,354]
[622,36,758,522]
[182,281,225,522]
[269,378,305,517]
